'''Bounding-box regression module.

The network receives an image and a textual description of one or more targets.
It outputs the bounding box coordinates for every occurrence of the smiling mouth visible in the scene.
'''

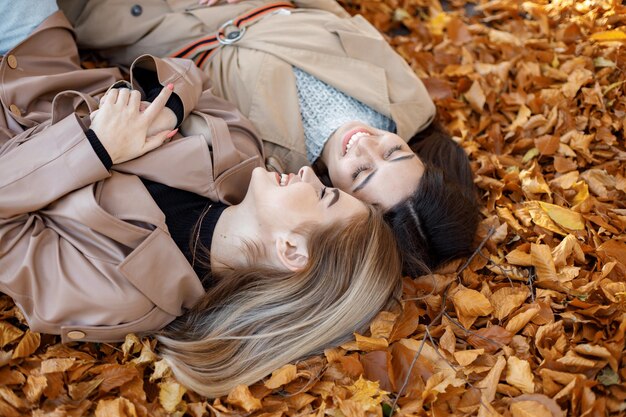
[276,173,293,186]
[342,129,372,156]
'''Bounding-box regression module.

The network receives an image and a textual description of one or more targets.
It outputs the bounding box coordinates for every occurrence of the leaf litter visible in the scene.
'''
[1,0,626,415]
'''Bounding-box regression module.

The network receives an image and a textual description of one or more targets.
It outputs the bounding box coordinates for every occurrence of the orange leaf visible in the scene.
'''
[264,364,297,389]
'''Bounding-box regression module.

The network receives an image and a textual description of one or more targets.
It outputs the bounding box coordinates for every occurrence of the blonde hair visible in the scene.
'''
[155,208,402,397]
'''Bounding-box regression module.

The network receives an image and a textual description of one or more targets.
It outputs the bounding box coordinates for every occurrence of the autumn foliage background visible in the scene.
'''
[1,0,626,416]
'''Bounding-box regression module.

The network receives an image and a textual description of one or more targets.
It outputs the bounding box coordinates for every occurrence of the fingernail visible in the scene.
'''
[167,83,174,90]
[166,129,178,138]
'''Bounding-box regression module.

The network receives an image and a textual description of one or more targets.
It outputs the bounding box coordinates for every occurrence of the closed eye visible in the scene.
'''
[352,165,370,180]
[384,145,403,159]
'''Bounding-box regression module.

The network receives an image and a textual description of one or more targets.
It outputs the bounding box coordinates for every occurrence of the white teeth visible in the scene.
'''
[346,131,371,151]
[280,174,288,186]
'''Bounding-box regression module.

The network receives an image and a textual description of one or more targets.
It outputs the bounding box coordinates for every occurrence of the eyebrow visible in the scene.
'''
[352,154,416,193]
[327,188,339,208]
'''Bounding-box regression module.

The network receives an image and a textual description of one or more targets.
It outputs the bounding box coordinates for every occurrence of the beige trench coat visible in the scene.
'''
[0,12,264,342]
[59,0,436,173]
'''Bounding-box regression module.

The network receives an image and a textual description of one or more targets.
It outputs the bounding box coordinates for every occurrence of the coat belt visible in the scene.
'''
[171,1,295,68]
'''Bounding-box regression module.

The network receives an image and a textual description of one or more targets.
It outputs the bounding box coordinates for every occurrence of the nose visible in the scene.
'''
[298,166,324,190]
[353,134,379,158]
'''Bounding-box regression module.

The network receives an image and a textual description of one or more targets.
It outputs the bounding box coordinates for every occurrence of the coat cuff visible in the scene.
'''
[86,129,113,170]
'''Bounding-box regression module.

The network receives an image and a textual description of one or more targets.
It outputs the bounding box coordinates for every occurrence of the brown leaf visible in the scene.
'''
[531,244,559,282]
[23,375,47,403]
[69,379,103,402]
[506,356,535,394]
[264,364,297,389]
[452,287,493,328]
[423,78,453,100]
[467,326,513,353]
[506,304,540,334]
[158,380,187,413]
[95,398,138,417]
[447,17,472,45]
[490,287,530,320]
[0,322,23,348]
[369,311,397,339]
[510,400,552,417]
[41,357,75,374]
[11,331,40,359]
[465,80,486,112]
[453,349,484,366]
[360,350,394,392]
[225,385,262,412]
[96,364,139,393]
[353,334,389,352]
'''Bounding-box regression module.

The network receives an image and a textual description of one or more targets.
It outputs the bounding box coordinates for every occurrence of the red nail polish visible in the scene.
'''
[167,83,174,90]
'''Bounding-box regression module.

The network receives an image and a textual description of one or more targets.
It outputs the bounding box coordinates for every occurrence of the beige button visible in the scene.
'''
[6,55,17,69]
[66,330,86,340]
[9,104,21,117]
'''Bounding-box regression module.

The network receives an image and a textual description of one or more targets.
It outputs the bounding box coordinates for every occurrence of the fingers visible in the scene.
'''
[144,129,175,153]
[101,88,118,106]
[143,84,174,122]
[198,0,210,4]
[129,90,142,110]
[116,88,131,106]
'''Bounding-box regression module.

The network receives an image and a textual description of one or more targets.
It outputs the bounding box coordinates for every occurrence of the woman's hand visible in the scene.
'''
[90,86,178,164]
[198,0,242,6]
[140,102,178,138]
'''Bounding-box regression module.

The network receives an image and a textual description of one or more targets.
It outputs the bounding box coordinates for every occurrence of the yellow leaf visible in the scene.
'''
[0,322,23,348]
[95,398,138,417]
[226,385,262,412]
[121,333,142,359]
[264,363,297,389]
[150,359,171,382]
[506,357,535,394]
[347,376,387,412]
[520,168,551,196]
[510,401,552,417]
[552,234,585,267]
[159,380,186,413]
[428,12,450,36]
[537,202,585,230]
[526,201,565,235]
[590,29,626,41]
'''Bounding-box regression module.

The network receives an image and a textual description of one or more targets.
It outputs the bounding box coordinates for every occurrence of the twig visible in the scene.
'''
[456,227,495,284]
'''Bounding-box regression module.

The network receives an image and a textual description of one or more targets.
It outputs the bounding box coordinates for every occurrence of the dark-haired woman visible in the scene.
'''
[58,0,480,274]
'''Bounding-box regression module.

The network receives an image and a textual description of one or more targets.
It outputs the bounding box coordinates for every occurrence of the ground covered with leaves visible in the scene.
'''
[1,0,625,416]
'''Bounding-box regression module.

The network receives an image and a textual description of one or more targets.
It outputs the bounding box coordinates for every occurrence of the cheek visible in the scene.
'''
[329,160,355,190]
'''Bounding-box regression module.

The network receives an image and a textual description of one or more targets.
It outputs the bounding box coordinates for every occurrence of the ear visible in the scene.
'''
[275,233,309,272]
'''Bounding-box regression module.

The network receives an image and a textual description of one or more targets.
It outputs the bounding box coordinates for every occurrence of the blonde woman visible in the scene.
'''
[0,10,402,397]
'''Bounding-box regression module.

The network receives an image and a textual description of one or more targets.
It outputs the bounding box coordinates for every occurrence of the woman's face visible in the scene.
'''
[321,121,425,210]
[246,166,367,231]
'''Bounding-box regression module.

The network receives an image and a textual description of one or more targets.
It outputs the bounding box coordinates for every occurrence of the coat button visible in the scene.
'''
[131,4,143,16]
[67,330,86,340]
[9,104,21,117]
[6,55,17,69]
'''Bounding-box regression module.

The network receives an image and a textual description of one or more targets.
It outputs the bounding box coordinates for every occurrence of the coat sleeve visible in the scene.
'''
[184,78,266,204]
[0,114,110,219]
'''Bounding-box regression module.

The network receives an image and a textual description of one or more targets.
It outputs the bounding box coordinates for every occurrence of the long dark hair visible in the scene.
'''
[385,122,480,276]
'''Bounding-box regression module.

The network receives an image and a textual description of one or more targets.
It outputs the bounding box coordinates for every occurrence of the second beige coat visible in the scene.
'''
[59,0,437,173]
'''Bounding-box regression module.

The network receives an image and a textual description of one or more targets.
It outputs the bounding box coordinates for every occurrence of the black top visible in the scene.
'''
[141,179,227,285]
